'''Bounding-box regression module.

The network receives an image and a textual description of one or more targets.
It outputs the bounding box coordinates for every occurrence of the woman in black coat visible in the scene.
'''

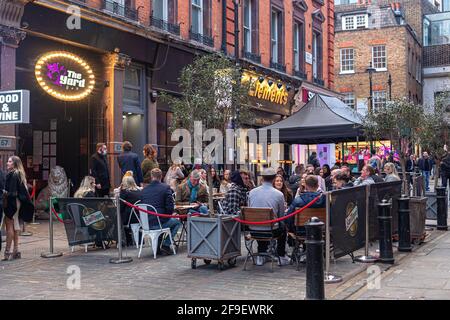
[3,156,33,261]
[0,167,5,253]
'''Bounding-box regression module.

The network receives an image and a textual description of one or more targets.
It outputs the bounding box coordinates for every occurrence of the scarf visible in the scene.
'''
[188,179,199,203]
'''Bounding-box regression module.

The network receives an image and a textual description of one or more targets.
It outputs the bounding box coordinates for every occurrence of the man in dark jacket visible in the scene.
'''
[308,152,321,169]
[418,151,432,191]
[90,143,111,197]
[141,168,180,254]
[441,151,450,190]
[117,141,144,186]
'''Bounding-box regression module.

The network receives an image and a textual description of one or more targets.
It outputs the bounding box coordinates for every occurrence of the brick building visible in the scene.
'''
[334,1,431,115]
[0,0,336,188]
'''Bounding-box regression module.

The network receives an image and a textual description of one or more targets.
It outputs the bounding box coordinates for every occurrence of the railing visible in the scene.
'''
[313,77,325,86]
[102,0,138,21]
[294,69,307,79]
[189,30,214,47]
[150,16,181,36]
[270,61,286,73]
[242,50,261,64]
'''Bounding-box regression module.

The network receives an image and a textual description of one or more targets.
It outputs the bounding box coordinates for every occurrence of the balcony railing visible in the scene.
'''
[313,77,325,86]
[242,50,261,64]
[294,69,307,79]
[150,16,180,36]
[270,61,286,73]
[102,0,137,21]
[189,30,214,47]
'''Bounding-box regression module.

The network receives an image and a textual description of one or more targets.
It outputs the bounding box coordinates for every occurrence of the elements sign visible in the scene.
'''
[35,51,95,101]
[0,90,30,124]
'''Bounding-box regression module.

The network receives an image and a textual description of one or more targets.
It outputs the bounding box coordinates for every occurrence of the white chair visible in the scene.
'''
[137,204,176,259]
[126,200,141,249]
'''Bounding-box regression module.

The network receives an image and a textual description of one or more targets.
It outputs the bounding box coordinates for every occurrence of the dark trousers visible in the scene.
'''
[252,228,287,257]
[442,173,450,191]
[96,189,110,198]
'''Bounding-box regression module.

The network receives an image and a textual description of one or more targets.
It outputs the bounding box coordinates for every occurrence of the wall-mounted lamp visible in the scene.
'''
[258,76,265,83]
[286,85,292,91]
[150,90,158,103]
[277,83,283,89]
[268,80,274,87]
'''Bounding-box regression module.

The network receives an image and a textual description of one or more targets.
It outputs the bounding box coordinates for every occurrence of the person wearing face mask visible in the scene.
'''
[90,142,111,197]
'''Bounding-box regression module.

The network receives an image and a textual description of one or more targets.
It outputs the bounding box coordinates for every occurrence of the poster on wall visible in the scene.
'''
[32,131,42,165]
[317,144,336,167]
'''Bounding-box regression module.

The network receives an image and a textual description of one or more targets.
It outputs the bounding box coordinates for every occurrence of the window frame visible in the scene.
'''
[343,92,355,109]
[270,4,284,65]
[243,0,252,53]
[372,90,387,111]
[342,14,368,30]
[191,0,203,35]
[371,45,387,72]
[340,48,355,74]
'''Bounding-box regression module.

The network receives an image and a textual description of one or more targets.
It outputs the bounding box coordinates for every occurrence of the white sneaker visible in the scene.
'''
[278,255,291,266]
[256,256,266,266]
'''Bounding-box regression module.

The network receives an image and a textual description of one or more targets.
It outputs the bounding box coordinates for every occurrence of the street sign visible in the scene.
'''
[0,90,30,124]
[305,52,313,65]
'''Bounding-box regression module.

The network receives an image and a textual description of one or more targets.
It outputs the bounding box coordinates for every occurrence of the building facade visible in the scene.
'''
[0,0,335,189]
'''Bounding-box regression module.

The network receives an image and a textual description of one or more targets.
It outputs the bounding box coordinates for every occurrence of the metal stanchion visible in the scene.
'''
[41,197,63,258]
[20,221,32,236]
[30,180,40,225]
[436,187,448,231]
[398,195,412,252]
[110,194,133,264]
[378,200,394,264]
[305,217,325,300]
[324,192,342,284]
[355,184,378,263]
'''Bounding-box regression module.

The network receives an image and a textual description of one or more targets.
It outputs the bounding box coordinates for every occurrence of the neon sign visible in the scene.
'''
[35,51,95,101]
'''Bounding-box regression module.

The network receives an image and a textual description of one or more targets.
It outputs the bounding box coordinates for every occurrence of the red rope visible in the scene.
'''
[232,194,323,225]
[120,199,199,219]
[30,185,36,199]
[51,207,73,224]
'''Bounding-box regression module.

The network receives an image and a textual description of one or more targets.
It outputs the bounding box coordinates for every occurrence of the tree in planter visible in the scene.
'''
[363,98,425,193]
[162,53,253,213]
[418,93,449,190]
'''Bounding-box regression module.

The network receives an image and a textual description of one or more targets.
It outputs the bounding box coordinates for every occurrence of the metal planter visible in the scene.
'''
[409,196,427,244]
[187,214,241,270]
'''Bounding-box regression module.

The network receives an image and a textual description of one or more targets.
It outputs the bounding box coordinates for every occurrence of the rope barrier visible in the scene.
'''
[50,207,73,225]
[232,194,323,225]
[30,185,36,199]
[120,198,200,219]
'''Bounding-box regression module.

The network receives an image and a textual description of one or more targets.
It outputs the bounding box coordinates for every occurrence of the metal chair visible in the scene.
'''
[126,200,141,249]
[240,207,282,272]
[137,204,176,259]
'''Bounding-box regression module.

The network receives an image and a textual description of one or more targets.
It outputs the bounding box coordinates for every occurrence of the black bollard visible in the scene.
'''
[398,195,412,252]
[305,217,325,300]
[436,187,448,231]
[378,200,394,264]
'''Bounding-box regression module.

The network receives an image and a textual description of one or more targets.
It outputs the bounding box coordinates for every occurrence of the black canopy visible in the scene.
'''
[261,94,363,144]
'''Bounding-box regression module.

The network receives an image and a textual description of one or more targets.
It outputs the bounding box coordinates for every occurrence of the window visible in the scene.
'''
[191,0,210,36]
[373,90,387,111]
[124,66,144,110]
[408,47,411,74]
[293,22,304,72]
[152,0,176,23]
[312,31,323,80]
[104,0,137,20]
[335,0,357,4]
[372,45,386,71]
[340,48,354,73]
[343,92,355,109]
[342,14,368,30]
[243,0,259,57]
[271,8,283,64]
[417,58,421,82]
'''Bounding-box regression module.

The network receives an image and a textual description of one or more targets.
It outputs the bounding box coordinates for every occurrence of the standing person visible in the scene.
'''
[288,164,304,195]
[90,143,111,198]
[248,168,290,266]
[440,150,450,191]
[219,169,232,194]
[0,165,5,253]
[308,152,321,169]
[141,168,180,255]
[141,144,159,184]
[2,156,33,261]
[418,151,433,191]
[368,150,381,173]
[117,141,144,187]
[273,174,293,207]
[164,159,185,192]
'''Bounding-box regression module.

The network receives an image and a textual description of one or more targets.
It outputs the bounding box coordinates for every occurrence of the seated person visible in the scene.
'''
[221,170,248,215]
[286,175,326,236]
[118,175,142,246]
[175,170,209,215]
[333,172,354,189]
[141,168,181,255]
[354,165,376,186]
[248,168,290,266]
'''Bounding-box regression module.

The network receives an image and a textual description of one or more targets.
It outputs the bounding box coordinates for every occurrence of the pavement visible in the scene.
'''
[1,214,449,300]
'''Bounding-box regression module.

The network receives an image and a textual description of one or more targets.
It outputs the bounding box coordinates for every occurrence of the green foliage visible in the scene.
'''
[161,53,253,133]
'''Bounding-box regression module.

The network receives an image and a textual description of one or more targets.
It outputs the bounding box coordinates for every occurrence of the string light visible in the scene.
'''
[35,51,96,101]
